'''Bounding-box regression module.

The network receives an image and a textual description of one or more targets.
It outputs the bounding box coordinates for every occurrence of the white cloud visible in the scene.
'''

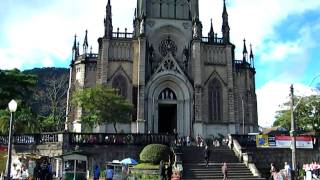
[257,81,318,128]
[260,41,300,62]
[1,0,320,69]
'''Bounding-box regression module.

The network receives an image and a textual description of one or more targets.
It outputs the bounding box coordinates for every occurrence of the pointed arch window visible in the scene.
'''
[208,79,222,121]
[158,88,176,100]
[112,74,127,98]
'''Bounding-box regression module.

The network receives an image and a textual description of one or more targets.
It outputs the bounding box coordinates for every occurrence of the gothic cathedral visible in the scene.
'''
[66,0,258,138]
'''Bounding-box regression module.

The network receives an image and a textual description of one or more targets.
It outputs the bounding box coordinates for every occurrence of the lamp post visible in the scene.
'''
[6,99,17,180]
[290,74,320,178]
[290,85,296,174]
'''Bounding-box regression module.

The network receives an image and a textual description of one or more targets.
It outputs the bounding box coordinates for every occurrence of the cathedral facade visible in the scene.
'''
[66,0,258,138]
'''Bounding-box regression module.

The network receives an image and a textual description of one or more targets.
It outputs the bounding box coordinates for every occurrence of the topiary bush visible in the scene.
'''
[139,144,169,164]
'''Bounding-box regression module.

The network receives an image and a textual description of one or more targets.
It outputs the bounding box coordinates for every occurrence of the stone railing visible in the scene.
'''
[69,133,175,146]
[0,133,175,146]
[228,134,261,177]
[0,133,61,145]
[201,37,224,44]
[112,31,133,39]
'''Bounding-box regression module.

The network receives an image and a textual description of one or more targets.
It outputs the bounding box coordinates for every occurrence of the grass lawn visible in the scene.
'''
[0,151,7,172]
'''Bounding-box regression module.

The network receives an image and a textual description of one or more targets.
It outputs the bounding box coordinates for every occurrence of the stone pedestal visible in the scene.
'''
[131,120,146,133]
[72,121,82,133]
[193,122,204,137]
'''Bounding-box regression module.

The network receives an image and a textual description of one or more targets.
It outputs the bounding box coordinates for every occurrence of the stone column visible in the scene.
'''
[225,44,236,133]
[100,38,110,85]
[192,40,203,136]
[136,37,146,133]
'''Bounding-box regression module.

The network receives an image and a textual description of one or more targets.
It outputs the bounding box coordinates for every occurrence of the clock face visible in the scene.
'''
[159,37,177,57]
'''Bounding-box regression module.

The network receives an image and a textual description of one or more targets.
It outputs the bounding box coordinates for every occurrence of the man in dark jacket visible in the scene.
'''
[159,160,166,180]
[204,145,210,167]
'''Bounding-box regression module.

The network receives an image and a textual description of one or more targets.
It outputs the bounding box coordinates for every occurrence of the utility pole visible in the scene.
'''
[290,85,297,174]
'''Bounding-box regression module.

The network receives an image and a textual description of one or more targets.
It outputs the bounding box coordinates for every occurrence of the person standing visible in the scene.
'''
[93,165,100,180]
[105,165,113,180]
[159,160,166,180]
[270,163,276,180]
[204,145,210,167]
[167,160,172,180]
[222,162,228,180]
[284,162,291,177]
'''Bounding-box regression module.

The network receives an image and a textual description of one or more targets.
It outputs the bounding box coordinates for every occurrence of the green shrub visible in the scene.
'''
[134,163,159,170]
[139,144,169,164]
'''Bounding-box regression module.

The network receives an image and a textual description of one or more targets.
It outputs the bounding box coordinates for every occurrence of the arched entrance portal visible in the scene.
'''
[146,71,193,137]
[158,88,177,133]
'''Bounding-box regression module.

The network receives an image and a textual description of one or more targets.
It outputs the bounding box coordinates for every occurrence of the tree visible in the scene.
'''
[273,95,320,131]
[0,69,37,109]
[72,85,133,133]
[0,106,41,134]
[32,74,68,131]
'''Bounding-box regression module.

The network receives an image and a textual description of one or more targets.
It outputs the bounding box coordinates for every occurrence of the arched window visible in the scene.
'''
[208,79,222,121]
[158,88,176,100]
[112,75,127,98]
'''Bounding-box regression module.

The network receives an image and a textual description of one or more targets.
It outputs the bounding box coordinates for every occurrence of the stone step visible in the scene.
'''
[181,145,263,180]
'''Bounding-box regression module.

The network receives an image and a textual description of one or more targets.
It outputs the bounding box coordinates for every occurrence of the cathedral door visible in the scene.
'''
[158,103,177,133]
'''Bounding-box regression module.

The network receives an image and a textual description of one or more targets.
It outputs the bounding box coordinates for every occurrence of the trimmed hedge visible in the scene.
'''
[139,144,169,164]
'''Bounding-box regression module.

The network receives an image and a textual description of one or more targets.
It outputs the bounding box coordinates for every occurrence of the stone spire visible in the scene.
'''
[83,30,88,54]
[222,0,230,43]
[208,19,215,43]
[104,0,113,39]
[72,34,77,61]
[76,42,80,57]
[243,39,248,62]
[250,44,255,67]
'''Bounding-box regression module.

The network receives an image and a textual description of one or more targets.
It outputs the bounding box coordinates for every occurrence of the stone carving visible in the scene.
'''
[193,23,199,39]
[159,37,177,57]
[140,18,145,36]
[182,22,191,29]
[182,46,189,70]
[147,20,155,27]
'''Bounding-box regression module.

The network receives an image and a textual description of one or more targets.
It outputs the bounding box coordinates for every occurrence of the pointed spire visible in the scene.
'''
[208,19,215,43]
[83,30,89,54]
[250,44,255,67]
[76,42,80,57]
[104,0,113,39]
[72,34,77,51]
[222,0,230,43]
[90,46,93,55]
[223,0,227,14]
[243,39,248,62]
[72,34,77,61]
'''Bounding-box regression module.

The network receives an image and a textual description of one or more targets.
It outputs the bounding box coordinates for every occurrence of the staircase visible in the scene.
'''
[181,145,264,180]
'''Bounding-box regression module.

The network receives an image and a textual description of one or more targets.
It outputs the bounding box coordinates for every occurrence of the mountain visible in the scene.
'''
[24,67,69,118]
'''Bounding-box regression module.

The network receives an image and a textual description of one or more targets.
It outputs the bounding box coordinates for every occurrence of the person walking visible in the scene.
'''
[222,162,228,180]
[159,160,166,180]
[204,145,210,167]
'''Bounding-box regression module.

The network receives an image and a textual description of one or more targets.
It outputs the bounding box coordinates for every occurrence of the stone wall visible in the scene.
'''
[247,147,320,178]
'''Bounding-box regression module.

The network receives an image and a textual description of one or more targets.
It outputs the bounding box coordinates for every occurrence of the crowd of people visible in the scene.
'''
[268,161,320,180]
[303,161,320,180]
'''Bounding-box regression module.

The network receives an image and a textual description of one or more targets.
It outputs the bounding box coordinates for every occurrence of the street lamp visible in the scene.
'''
[6,99,17,180]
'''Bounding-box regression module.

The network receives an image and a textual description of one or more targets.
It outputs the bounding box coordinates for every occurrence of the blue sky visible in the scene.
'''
[1,0,320,127]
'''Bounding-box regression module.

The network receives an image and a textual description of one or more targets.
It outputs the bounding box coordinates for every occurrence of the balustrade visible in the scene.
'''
[0,133,175,146]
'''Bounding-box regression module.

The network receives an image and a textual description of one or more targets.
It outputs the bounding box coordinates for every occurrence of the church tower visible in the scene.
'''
[66,0,258,137]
